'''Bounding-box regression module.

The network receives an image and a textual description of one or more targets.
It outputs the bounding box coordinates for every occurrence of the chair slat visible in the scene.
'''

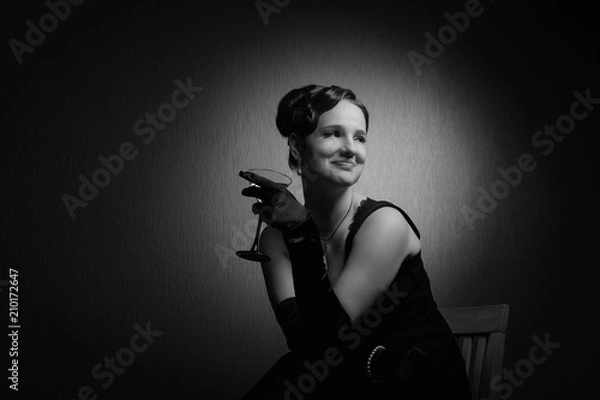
[438,304,510,400]
[471,336,488,400]
[460,336,473,375]
[483,332,507,400]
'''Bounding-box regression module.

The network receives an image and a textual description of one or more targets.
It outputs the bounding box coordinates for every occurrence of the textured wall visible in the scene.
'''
[4,0,599,399]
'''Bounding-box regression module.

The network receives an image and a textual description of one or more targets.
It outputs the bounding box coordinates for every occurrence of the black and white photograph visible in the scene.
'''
[3,0,599,399]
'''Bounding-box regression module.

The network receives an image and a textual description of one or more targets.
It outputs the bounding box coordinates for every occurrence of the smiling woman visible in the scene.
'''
[239,85,471,399]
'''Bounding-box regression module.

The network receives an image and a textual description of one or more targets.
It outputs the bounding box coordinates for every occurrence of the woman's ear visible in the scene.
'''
[288,133,302,162]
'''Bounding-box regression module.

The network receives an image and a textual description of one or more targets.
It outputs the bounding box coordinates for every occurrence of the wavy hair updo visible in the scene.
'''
[275,84,369,173]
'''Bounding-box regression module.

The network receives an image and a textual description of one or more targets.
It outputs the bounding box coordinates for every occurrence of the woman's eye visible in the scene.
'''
[355,136,367,143]
[323,130,339,137]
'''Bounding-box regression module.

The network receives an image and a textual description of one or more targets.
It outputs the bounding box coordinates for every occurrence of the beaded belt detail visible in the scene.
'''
[366,345,387,383]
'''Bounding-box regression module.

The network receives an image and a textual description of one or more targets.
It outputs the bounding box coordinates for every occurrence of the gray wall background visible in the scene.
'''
[4,0,599,398]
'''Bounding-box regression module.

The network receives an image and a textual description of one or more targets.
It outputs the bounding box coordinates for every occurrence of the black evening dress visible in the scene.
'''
[241,198,472,400]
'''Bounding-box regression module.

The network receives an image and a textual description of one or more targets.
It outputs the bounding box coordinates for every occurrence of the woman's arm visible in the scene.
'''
[260,226,314,353]
[334,206,421,321]
[259,225,294,310]
[259,206,420,343]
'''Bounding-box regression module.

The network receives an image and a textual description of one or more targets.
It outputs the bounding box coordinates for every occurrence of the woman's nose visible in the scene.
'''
[339,137,356,156]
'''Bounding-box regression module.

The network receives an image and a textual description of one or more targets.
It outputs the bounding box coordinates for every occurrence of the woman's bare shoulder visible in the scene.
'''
[352,195,421,256]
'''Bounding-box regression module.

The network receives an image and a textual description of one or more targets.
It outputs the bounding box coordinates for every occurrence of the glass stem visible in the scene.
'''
[251,217,263,252]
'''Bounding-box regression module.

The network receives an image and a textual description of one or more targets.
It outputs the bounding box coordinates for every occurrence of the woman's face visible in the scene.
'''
[299,100,367,187]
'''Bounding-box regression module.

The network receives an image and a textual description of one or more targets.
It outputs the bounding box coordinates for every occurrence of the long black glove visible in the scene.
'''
[280,214,351,333]
[240,171,351,354]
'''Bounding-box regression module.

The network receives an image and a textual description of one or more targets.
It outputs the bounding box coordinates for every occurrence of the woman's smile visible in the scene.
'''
[331,161,355,169]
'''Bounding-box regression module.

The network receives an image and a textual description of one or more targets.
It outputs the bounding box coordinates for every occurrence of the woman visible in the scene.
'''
[239,85,471,399]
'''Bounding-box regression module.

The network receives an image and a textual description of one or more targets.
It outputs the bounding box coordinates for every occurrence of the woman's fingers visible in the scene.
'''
[240,185,265,199]
[239,170,290,227]
[252,202,275,223]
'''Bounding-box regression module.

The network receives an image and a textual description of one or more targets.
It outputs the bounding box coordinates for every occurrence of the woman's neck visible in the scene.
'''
[302,180,354,238]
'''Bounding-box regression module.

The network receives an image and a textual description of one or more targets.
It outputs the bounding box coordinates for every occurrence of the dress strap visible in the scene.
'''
[344,198,421,262]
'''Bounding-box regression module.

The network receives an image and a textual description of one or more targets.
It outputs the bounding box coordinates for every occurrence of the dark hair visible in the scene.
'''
[275,84,369,171]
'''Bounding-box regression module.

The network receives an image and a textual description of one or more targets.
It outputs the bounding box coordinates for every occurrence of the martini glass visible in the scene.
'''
[236,168,293,262]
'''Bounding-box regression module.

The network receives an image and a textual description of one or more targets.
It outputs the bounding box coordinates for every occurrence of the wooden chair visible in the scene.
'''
[439,304,510,400]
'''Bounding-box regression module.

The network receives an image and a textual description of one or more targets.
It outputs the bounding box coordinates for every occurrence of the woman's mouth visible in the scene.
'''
[332,161,355,169]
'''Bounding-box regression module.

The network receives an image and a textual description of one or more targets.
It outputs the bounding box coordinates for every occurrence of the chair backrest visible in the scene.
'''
[439,304,510,400]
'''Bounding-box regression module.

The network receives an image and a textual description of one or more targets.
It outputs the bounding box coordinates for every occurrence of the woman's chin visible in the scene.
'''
[333,172,361,187]
[305,168,362,187]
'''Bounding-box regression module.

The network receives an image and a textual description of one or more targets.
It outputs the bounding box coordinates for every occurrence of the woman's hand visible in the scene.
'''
[239,170,309,232]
